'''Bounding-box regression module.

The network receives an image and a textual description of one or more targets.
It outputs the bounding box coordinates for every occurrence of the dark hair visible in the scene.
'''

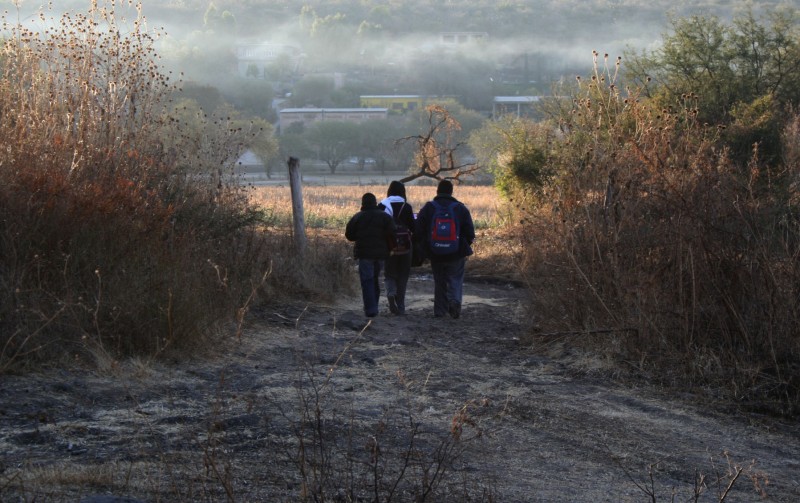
[361,192,377,209]
[437,179,453,195]
[387,180,406,199]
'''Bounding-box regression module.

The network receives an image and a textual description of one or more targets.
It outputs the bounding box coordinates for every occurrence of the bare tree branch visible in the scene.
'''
[396,105,477,184]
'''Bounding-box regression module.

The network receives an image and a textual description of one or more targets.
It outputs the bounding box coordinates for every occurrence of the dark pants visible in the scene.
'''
[358,259,383,317]
[385,252,412,313]
[430,257,466,317]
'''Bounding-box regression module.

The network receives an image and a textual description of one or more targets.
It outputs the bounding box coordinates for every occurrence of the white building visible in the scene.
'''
[234,42,302,78]
[492,96,541,119]
[278,107,388,133]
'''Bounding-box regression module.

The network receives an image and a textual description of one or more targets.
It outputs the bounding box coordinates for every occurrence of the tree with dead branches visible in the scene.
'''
[396,104,479,184]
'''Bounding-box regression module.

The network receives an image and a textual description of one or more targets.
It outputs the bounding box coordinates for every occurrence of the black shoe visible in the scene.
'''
[387,295,399,314]
[448,301,461,319]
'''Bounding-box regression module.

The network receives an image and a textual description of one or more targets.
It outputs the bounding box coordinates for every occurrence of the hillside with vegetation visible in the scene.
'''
[1,0,798,406]
[141,0,785,38]
[0,0,798,396]
[9,0,789,115]
[1,1,800,500]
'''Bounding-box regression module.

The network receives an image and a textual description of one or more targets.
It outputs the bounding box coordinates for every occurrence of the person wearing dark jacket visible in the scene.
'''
[378,181,415,315]
[415,180,475,319]
[346,192,396,317]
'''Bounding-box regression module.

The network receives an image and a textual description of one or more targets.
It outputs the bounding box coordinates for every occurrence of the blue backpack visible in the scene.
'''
[429,200,460,255]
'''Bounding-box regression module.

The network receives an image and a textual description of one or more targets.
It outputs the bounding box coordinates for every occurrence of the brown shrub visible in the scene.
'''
[0,2,320,369]
[509,57,800,416]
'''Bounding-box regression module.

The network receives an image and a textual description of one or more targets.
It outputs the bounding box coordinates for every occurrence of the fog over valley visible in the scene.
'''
[4,0,788,101]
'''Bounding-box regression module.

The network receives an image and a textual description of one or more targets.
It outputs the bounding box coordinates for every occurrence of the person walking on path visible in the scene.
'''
[415,180,475,318]
[378,181,415,315]
[346,192,396,317]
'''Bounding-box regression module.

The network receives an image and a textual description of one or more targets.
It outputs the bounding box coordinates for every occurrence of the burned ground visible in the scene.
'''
[1,273,799,502]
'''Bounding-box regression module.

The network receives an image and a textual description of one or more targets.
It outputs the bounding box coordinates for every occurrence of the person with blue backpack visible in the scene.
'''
[415,180,475,319]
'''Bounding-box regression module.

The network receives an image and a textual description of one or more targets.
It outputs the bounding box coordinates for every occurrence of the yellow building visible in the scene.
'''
[360,95,425,113]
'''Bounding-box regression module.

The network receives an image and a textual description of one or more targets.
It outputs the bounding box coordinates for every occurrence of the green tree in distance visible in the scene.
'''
[625,10,800,122]
[355,118,413,173]
[305,120,361,174]
[625,9,800,164]
[300,7,356,71]
[264,52,297,85]
[288,75,336,107]
[468,114,554,199]
[221,78,277,122]
[174,83,226,115]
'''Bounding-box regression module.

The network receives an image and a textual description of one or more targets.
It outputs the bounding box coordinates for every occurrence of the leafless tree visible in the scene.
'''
[397,105,479,184]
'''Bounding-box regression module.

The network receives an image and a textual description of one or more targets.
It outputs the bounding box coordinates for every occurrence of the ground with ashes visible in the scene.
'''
[1,272,799,502]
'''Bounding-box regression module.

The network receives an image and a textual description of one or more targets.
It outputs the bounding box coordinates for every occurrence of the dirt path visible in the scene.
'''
[1,271,799,502]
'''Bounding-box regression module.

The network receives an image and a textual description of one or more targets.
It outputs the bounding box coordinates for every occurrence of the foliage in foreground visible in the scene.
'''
[479,46,800,417]
[0,2,342,370]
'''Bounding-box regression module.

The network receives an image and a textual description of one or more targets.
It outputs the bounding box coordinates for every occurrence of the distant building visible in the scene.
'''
[439,32,488,46]
[234,42,302,78]
[492,96,540,119]
[360,95,425,112]
[278,107,388,134]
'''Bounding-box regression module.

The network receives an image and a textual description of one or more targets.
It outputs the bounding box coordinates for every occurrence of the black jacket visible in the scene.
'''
[415,195,475,262]
[345,204,396,260]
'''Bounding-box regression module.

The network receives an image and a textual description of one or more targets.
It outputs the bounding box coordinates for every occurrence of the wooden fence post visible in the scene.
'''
[287,157,307,253]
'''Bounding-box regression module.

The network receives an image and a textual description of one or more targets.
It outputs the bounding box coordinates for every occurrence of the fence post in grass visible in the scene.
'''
[287,156,307,253]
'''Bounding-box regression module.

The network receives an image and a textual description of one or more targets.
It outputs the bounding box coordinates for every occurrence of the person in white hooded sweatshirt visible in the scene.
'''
[378,181,415,315]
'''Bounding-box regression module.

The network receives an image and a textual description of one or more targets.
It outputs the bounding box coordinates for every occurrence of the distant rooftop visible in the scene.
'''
[493,96,540,104]
[361,95,422,99]
[280,107,388,113]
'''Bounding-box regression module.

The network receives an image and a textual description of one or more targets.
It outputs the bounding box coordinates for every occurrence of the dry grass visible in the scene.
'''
[0,2,308,369]
[502,57,800,417]
[248,184,511,230]
[249,183,521,280]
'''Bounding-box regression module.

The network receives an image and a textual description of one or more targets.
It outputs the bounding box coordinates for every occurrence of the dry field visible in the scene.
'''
[248,183,522,280]
[248,184,510,230]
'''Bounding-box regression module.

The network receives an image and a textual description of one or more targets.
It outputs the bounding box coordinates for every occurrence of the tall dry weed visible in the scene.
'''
[0,2,275,369]
[511,53,800,416]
